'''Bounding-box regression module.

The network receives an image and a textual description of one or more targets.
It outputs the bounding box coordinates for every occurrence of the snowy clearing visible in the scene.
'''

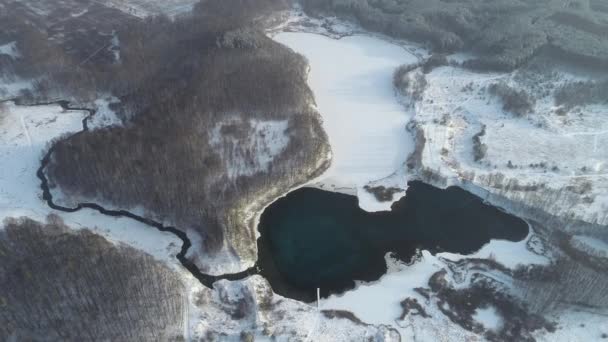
[210,117,289,178]
[0,41,19,59]
[274,32,418,212]
[473,306,503,332]
[320,231,548,340]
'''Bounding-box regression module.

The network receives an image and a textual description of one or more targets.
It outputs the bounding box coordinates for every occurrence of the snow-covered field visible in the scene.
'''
[274,32,418,211]
[414,63,608,229]
[320,234,550,340]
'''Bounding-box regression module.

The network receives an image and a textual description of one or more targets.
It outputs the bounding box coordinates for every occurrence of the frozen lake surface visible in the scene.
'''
[274,32,418,211]
[256,181,528,302]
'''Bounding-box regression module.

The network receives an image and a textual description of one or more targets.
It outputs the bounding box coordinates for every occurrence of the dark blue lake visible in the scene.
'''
[256,181,528,302]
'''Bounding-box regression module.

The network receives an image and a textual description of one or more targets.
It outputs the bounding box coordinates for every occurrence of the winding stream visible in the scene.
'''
[32,100,255,288]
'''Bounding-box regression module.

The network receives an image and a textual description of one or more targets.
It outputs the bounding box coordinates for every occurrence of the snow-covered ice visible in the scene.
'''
[322,251,442,327]
[0,79,32,100]
[274,32,419,211]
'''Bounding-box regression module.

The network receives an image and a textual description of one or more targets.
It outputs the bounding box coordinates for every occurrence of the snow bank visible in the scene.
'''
[274,32,418,211]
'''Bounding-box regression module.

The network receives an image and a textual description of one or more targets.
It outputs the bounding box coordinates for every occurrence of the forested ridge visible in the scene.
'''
[0,0,332,269]
[300,0,608,71]
[0,216,185,341]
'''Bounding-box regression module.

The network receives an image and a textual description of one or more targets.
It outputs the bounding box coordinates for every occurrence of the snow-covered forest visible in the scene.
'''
[1,0,607,340]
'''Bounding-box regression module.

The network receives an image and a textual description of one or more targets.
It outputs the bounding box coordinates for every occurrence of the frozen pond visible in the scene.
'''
[274,32,418,211]
[256,181,528,302]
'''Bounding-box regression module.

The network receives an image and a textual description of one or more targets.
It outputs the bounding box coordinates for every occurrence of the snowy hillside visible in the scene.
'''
[265,9,608,341]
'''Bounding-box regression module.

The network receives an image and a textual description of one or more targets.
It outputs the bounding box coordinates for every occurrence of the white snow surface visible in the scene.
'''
[0,79,32,100]
[110,33,121,63]
[320,232,549,340]
[274,32,418,212]
[88,97,123,129]
[440,230,550,269]
[473,306,503,332]
[187,275,401,341]
[0,41,19,59]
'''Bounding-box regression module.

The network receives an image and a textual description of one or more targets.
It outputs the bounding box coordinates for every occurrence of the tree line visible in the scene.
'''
[0,216,185,341]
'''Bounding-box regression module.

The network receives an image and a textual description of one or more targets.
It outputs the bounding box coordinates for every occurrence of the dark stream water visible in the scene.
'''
[257,182,529,302]
[28,99,256,289]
